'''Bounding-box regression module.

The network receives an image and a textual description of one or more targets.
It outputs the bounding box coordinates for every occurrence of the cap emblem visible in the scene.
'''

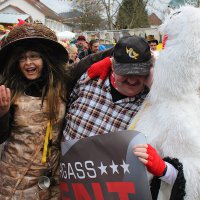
[126,47,139,60]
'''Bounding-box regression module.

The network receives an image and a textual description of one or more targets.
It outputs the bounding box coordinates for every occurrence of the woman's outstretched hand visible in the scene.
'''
[0,85,11,117]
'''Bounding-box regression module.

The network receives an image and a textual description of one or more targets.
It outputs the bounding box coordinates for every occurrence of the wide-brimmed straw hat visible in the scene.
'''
[0,23,68,72]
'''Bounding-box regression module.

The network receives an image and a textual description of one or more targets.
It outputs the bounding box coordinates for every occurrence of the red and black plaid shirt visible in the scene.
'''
[63,73,148,140]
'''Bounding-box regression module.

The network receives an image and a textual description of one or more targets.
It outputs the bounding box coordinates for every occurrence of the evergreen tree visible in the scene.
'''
[116,0,149,29]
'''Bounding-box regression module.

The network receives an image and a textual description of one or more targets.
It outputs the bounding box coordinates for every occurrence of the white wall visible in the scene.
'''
[0,0,73,32]
[1,6,19,13]
[0,0,45,23]
[84,27,162,44]
[45,18,72,32]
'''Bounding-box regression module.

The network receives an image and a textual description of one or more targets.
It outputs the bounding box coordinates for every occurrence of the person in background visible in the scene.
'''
[79,39,100,59]
[0,24,6,36]
[67,45,80,64]
[99,44,106,51]
[0,24,7,47]
[147,35,160,59]
[75,35,88,55]
[147,35,158,51]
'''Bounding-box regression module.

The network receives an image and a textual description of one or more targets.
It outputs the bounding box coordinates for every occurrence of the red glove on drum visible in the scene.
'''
[145,144,166,177]
[87,57,111,81]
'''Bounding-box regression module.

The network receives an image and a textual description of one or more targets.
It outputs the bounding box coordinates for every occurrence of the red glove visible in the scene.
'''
[87,57,111,81]
[145,144,166,177]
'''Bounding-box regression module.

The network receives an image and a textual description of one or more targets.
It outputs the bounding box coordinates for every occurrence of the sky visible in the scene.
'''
[41,0,71,13]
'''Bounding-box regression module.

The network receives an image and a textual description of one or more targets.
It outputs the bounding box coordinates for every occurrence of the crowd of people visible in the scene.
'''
[0,4,199,200]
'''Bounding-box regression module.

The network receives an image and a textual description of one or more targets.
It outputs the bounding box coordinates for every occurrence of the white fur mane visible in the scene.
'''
[132,6,200,199]
[150,5,200,102]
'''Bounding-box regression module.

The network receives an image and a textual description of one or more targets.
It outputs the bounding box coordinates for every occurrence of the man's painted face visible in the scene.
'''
[19,50,43,80]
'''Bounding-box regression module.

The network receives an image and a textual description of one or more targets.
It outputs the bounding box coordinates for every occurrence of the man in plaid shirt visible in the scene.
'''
[63,35,152,140]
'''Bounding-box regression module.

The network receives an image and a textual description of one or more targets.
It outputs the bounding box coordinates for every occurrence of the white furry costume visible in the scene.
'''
[130,5,200,200]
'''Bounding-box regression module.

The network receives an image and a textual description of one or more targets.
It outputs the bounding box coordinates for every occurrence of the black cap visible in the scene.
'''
[113,36,151,76]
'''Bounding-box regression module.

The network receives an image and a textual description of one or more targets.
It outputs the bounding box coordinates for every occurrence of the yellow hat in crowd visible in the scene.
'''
[0,24,6,33]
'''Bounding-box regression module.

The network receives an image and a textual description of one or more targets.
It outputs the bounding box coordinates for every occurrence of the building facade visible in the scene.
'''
[0,0,72,32]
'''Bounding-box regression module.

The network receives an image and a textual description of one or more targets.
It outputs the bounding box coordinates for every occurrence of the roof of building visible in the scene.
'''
[24,0,63,21]
[0,0,63,21]
[0,4,26,13]
[148,13,162,26]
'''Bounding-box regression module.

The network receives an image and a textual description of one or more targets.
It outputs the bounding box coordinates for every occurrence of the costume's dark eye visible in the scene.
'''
[170,11,181,19]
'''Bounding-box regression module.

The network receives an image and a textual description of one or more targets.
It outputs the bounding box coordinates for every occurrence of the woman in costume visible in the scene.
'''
[0,23,111,200]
